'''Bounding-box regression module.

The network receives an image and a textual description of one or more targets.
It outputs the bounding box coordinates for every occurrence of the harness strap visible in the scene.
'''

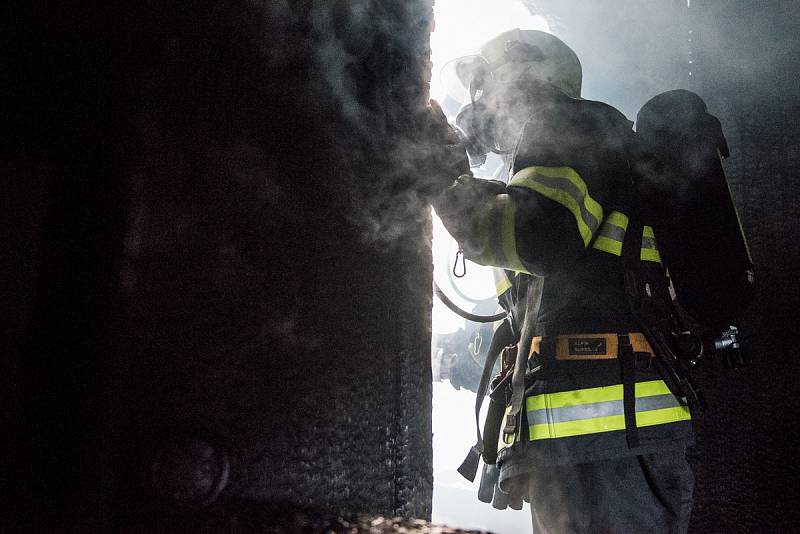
[433,282,508,323]
[619,334,640,448]
[621,140,705,412]
[504,275,544,436]
[457,319,514,482]
[481,394,505,465]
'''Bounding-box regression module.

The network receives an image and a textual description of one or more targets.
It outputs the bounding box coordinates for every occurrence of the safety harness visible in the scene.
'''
[456,273,544,482]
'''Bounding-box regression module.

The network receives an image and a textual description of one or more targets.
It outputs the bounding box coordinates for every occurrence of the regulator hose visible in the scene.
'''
[433,281,506,323]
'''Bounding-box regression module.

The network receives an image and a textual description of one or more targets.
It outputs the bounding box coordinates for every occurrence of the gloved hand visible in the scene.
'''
[413,99,471,199]
[432,173,507,253]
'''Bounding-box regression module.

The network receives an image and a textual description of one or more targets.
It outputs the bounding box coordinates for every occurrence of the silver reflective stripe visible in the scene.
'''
[533,174,601,235]
[598,222,626,242]
[641,236,658,250]
[640,225,662,263]
[527,393,681,425]
[592,211,629,256]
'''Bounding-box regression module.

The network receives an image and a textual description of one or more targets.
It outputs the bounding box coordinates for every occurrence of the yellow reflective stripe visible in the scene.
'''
[640,225,662,263]
[641,248,662,263]
[530,414,625,439]
[606,211,629,229]
[635,406,692,427]
[500,196,528,273]
[634,380,675,397]
[528,406,691,440]
[493,269,513,296]
[525,380,673,411]
[475,198,494,265]
[474,195,529,273]
[592,235,623,256]
[510,166,603,247]
[534,167,604,225]
[523,178,594,246]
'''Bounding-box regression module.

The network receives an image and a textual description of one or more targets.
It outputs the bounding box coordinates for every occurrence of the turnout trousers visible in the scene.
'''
[528,449,694,534]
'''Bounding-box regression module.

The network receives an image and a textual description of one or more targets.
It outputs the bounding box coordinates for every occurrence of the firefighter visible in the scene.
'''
[429,29,694,533]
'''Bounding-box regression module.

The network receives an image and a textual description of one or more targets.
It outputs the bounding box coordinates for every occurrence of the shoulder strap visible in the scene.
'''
[618,207,641,450]
[622,131,705,411]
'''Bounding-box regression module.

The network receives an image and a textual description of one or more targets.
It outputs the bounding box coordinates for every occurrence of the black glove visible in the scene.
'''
[413,99,471,199]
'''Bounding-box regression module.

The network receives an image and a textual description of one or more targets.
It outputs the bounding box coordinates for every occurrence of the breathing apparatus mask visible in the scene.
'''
[443,30,582,171]
[453,58,505,168]
[452,41,547,168]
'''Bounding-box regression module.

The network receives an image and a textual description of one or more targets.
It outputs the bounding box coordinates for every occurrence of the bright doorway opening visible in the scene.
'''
[429,2,550,532]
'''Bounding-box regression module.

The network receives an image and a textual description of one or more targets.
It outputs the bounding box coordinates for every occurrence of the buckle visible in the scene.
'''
[501,345,517,372]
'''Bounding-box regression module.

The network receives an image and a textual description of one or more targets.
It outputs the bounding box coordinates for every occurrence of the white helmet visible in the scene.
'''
[442,29,582,105]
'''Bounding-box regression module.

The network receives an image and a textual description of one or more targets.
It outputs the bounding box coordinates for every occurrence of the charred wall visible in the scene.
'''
[684,1,800,531]
[3,1,435,531]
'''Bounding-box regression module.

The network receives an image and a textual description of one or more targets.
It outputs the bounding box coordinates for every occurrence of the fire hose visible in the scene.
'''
[433,281,506,323]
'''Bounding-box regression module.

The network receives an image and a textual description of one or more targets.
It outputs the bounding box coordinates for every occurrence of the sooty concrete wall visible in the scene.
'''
[4,1,436,531]
[684,1,800,531]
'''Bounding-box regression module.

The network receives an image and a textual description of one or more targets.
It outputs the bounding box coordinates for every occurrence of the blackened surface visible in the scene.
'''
[4,2,131,528]
[5,1,434,531]
[685,1,800,531]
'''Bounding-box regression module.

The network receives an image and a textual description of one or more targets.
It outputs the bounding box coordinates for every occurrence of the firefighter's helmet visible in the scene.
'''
[442,29,582,106]
[443,29,582,167]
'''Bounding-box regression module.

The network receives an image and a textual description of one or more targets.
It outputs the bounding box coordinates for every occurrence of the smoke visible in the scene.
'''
[522,0,691,119]
[308,3,374,130]
[251,1,429,246]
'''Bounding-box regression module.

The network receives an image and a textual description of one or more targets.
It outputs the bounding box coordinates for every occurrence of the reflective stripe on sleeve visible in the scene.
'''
[475,194,530,273]
[640,225,662,263]
[592,210,629,256]
[493,268,513,296]
[523,380,690,441]
[509,166,603,247]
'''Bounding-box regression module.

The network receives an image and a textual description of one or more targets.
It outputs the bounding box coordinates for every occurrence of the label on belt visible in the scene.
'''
[568,337,607,356]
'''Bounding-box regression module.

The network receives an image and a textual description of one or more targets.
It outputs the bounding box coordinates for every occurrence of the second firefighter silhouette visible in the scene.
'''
[432,30,694,533]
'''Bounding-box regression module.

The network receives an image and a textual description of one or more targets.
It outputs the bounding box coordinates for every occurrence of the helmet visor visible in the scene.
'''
[440,54,493,108]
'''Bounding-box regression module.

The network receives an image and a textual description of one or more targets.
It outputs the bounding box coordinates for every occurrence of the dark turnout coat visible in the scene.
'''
[434,91,693,502]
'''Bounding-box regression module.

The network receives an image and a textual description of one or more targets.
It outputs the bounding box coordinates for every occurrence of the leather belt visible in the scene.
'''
[531,332,653,361]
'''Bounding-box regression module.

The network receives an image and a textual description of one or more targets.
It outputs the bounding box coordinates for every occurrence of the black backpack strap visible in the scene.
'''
[481,393,505,465]
[623,129,704,418]
[620,195,644,449]
[619,333,640,448]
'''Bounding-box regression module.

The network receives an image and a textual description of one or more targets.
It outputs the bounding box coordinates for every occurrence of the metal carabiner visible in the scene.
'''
[453,247,467,278]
